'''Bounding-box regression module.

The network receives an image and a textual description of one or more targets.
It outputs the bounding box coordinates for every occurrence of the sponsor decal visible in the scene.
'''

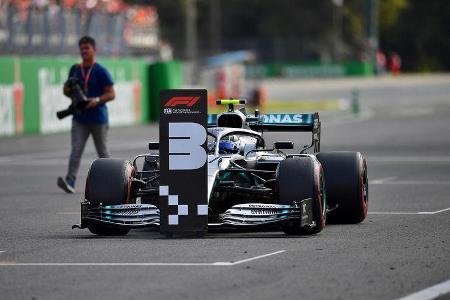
[0,85,16,136]
[163,96,202,115]
[247,204,283,209]
[38,67,72,133]
[262,114,313,124]
[38,66,141,133]
[108,80,141,126]
[13,82,24,134]
[233,204,291,216]
[249,209,281,215]
[165,96,200,107]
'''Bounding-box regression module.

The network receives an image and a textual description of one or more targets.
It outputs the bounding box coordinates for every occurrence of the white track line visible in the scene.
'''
[369,156,450,163]
[0,262,222,266]
[372,180,450,185]
[0,251,5,255]
[417,207,450,215]
[369,208,450,215]
[229,250,286,265]
[0,250,286,267]
[396,279,450,300]
[370,177,397,184]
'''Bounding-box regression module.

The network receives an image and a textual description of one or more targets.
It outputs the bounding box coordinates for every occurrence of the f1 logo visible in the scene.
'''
[165,96,200,108]
[169,122,207,170]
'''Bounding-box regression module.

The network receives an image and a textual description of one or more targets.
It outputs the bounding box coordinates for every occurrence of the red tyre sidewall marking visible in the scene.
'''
[315,163,325,228]
[360,158,368,217]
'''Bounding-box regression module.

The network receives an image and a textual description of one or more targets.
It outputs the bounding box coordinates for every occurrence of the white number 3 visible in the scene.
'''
[169,122,207,170]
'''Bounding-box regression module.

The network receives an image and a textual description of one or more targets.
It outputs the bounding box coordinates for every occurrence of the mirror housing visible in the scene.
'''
[274,141,294,150]
[148,142,159,150]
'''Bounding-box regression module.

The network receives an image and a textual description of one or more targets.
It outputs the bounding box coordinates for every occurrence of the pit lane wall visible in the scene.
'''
[0,56,181,136]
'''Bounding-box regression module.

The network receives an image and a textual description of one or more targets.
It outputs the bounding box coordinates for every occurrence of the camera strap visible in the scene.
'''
[80,62,95,93]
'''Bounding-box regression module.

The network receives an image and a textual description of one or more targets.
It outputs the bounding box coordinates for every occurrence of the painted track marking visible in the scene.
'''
[369,208,450,215]
[370,177,450,185]
[0,250,286,267]
[396,279,450,300]
[370,177,397,184]
[369,156,450,163]
[371,180,450,185]
[229,250,286,265]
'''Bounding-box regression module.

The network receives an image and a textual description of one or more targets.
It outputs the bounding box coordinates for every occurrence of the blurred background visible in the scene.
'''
[0,0,449,136]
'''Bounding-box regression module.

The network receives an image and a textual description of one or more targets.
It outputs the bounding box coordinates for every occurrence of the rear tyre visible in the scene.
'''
[316,151,368,224]
[277,157,326,235]
[85,158,134,236]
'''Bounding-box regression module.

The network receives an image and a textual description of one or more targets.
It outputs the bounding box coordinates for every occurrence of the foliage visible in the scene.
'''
[380,0,450,71]
[134,0,450,71]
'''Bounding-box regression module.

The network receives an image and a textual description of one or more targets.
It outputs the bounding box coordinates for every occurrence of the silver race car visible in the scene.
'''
[74,100,368,236]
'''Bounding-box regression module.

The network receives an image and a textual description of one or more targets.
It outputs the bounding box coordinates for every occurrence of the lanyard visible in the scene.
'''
[80,62,95,93]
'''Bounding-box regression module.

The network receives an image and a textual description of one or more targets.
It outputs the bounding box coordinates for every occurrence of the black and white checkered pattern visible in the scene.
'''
[159,185,208,225]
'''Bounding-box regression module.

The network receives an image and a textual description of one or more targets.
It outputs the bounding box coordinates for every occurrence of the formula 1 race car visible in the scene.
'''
[74,100,368,236]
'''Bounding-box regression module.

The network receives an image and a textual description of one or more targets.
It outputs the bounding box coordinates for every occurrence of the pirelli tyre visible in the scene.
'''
[85,158,134,236]
[317,151,368,224]
[276,157,326,235]
[86,223,130,236]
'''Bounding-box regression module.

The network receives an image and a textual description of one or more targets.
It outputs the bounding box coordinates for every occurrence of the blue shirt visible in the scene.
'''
[68,62,114,124]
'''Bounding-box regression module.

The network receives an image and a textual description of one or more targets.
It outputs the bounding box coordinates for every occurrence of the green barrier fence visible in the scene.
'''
[0,57,22,135]
[148,60,182,121]
[0,56,181,136]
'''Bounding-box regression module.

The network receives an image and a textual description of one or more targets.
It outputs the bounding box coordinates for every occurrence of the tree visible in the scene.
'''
[380,0,450,71]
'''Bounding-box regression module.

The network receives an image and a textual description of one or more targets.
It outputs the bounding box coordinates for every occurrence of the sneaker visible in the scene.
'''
[57,176,75,194]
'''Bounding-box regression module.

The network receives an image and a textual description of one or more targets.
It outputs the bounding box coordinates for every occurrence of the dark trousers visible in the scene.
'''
[67,119,110,183]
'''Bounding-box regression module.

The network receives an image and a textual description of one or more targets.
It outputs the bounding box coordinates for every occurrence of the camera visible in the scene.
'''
[56,77,89,120]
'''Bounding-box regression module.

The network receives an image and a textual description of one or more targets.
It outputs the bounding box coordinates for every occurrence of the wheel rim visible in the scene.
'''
[320,171,326,217]
[360,159,368,216]
[316,165,326,227]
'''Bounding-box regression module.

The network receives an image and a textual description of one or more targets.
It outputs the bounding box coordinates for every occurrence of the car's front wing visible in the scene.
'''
[73,198,314,230]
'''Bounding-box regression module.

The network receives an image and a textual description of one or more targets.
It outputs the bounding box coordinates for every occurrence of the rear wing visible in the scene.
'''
[249,113,321,152]
[248,113,316,132]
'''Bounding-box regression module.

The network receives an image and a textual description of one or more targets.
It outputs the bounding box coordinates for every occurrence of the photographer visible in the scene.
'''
[57,36,115,193]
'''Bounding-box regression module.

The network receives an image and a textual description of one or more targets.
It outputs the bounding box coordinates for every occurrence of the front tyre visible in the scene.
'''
[85,158,134,207]
[87,224,130,236]
[277,157,326,235]
[84,158,134,236]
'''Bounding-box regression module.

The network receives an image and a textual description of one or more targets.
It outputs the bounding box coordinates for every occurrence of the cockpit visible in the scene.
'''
[207,129,264,156]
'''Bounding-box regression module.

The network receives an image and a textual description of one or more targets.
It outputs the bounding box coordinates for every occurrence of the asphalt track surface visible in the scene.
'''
[0,75,449,300]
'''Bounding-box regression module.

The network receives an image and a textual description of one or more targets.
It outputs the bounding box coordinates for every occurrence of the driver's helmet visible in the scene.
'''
[219,140,239,154]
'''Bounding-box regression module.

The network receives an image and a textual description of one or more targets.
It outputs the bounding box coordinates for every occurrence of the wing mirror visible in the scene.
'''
[148,142,159,150]
[274,141,294,150]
